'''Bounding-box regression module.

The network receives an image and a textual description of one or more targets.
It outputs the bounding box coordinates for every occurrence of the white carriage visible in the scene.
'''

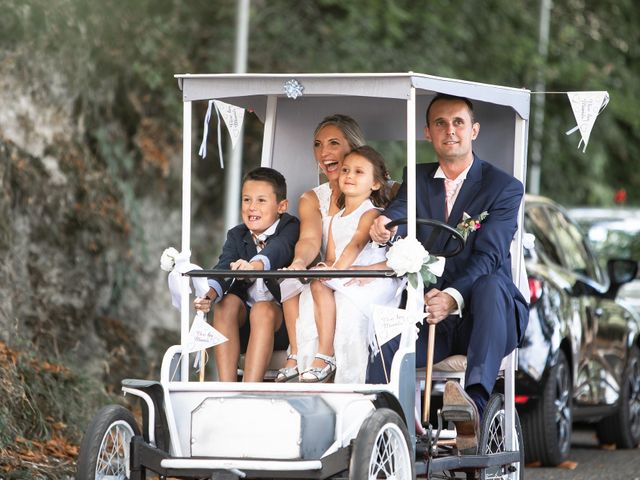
[77,72,530,480]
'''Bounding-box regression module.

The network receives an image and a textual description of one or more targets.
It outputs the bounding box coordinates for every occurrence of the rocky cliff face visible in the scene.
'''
[0,58,193,475]
[0,65,182,368]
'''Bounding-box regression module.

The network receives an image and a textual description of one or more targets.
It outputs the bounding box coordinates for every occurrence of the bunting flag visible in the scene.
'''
[565,91,609,152]
[372,304,424,347]
[198,99,245,168]
[183,312,228,354]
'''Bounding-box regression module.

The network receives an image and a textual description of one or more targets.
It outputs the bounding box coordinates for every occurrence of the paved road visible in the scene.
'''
[525,425,640,480]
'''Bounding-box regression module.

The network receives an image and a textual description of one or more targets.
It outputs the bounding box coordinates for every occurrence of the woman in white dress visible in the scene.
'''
[276,114,366,382]
[300,146,402,383]
[276,114,400,383]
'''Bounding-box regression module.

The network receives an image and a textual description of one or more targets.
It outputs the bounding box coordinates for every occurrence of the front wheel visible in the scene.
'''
[76,404,141,479]
[349,408,414,480]
[520,350,572,466]
[478,393,524,480]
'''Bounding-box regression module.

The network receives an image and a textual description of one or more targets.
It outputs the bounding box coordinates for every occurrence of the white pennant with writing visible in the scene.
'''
[565,91,609,152]
[198,100,245,168]
[183,311,228,353]
[214,100,244,148]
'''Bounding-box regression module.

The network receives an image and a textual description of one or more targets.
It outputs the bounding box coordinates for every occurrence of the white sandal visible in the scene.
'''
[299,353,336,383]
[275,354,299,383]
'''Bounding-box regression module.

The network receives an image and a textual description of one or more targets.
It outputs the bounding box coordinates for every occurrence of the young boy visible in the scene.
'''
[194,167,300,382]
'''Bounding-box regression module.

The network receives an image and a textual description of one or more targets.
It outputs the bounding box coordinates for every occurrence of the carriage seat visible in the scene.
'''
[417,354,511,388]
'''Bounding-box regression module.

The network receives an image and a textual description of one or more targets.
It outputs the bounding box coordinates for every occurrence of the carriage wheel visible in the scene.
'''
[76,404,141,479]
[596,346,640,448]
[477,394,524,480]
[349,408,414,480]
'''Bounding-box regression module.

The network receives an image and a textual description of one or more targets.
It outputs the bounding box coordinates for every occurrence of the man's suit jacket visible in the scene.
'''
[385,155,528,341]
[209,212,300,303]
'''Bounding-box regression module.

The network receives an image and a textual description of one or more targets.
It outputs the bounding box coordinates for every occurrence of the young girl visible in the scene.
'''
[299,146,403,383]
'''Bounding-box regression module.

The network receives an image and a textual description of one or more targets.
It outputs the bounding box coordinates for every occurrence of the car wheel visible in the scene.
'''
[76,404,141,479]
[477,393,524,480]
[349,408,414,480]
[596,346,640,448]
[521,350,572,466]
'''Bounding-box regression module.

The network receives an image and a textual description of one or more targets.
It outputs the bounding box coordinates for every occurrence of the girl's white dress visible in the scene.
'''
[295,183,402,383]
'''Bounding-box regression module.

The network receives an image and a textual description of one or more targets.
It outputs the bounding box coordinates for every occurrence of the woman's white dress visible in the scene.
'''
[295,183,402,383]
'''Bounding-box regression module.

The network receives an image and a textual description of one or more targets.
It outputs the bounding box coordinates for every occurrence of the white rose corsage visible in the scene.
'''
[386,237,445,288]
[160,247,180,272]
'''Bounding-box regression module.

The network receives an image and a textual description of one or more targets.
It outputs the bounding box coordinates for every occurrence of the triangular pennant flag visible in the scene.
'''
[183,312,228,353]
[214,100,245,149]
[373,305,421,346]
[565,91,609,152]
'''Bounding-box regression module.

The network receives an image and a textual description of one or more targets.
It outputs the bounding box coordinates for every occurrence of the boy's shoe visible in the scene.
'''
[299,353,336,383]
[275,354,299,383]
[442,381,480,454]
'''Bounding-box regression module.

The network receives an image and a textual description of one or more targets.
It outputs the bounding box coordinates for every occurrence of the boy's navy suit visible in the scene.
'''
[208,212,300,303]
[367,156,529,395]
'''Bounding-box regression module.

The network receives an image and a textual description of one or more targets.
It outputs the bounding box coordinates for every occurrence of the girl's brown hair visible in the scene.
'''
[337,145,391,209]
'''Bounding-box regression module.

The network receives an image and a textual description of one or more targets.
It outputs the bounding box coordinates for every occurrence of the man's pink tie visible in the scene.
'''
[444,178,457,222]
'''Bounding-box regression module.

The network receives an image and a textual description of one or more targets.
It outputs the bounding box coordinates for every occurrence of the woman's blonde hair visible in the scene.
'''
[313,114,365,150]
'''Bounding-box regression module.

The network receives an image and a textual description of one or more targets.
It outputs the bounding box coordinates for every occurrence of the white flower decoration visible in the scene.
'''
[160,247,180,272]
[386,238,444,288]
[283,78,304,99]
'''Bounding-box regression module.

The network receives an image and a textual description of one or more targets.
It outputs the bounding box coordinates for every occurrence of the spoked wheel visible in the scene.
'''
[385,217,465,258]
[349,408,414,480]
[596,346,640,448]
[521,350,572,466]
[76,404,141,479]
[477,394,524,480]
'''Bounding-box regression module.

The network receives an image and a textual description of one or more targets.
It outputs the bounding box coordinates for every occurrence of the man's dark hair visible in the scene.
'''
[425,93,475,125]
[242,167,287,201]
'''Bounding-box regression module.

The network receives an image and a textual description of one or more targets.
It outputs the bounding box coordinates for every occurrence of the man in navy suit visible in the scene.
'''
[194,167,300,382]
[368,94,528,451]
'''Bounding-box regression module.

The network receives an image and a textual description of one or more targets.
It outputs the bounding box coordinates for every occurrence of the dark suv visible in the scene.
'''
[516,195,640,466]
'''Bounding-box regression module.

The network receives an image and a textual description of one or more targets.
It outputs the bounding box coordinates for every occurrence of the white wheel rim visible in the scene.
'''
[367,422,412,480]
[483,408,520,480]
[96,420,135,479]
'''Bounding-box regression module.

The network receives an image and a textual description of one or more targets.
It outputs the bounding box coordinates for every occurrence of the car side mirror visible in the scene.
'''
[606,258,639,298]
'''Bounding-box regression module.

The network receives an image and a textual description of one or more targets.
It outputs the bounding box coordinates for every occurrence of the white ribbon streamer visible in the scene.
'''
[162,248,210,310]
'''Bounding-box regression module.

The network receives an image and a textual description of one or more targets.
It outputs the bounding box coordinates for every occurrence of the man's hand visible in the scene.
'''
[370,215,396,243]
[424,288,456,324]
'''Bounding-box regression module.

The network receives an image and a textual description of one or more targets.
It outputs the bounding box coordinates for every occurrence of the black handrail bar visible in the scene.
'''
[185,269,397,279]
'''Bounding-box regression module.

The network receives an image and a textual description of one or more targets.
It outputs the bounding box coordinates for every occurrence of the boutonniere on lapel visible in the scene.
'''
[456,211,489,241]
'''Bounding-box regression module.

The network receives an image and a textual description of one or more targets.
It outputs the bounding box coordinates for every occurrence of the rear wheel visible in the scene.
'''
[521,350,572,466]
[349,408,414,480]
[596,346,640,448]
[76,404,141,479]
[478,394,524,480]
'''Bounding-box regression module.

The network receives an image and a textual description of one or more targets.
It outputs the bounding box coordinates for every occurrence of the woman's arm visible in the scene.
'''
[288,191,323,269]
[333,209,381,270]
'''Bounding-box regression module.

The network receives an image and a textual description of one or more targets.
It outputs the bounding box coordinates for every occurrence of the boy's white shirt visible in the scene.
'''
[246,218,280,306]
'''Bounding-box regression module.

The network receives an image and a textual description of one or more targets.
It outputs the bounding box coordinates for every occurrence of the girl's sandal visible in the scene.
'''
[299,353,336,383]
[275,354,299,383]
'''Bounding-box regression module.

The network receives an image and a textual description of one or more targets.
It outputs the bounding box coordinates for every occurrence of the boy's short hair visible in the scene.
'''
[242,167,287,201]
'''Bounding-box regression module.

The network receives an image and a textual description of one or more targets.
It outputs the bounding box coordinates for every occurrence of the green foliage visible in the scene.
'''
[4,0,637,208]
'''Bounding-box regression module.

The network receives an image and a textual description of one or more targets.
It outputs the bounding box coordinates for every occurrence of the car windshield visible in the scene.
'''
[569,209,640,267]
